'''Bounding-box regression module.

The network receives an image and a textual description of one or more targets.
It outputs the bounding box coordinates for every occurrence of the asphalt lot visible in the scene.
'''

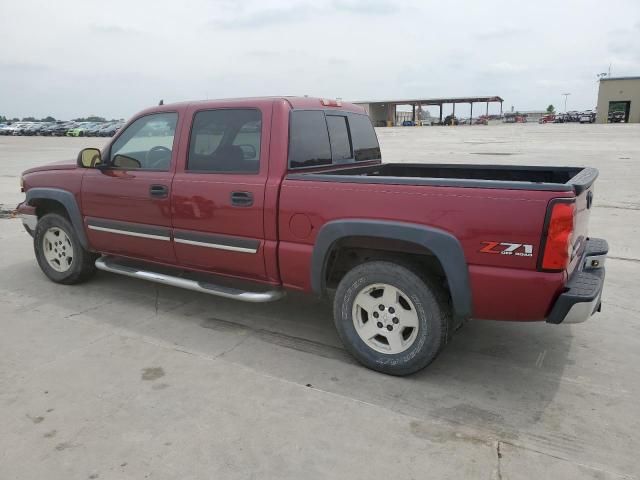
[1,124,639,479]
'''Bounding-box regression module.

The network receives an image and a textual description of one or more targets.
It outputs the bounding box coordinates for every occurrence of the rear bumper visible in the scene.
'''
[546,238,608,324]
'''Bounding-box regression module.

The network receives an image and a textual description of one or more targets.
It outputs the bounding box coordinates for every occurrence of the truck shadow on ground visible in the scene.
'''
[5,262,572,444]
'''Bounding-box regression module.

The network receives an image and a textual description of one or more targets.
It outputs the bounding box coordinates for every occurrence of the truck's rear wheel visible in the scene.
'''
[333,261,450,376]
[34,213,97,284]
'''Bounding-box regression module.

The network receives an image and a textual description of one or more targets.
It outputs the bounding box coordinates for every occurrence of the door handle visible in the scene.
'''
[150,184,169,198]
[230,191,253,207]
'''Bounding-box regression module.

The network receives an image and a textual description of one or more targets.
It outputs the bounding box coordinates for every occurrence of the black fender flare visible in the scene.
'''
[26,188,89,249]
[311,219,472,321]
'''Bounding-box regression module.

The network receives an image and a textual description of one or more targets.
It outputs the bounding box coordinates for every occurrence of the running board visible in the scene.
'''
[95,256,285,303]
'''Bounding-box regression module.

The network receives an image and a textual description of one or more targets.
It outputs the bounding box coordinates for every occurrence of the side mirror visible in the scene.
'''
[238,144,257,160]
[77,148,102,168]
[112,155,142,169]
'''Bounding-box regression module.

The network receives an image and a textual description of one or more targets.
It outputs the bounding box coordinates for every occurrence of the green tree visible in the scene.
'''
[41,116,56,122]
[0,115,7,123]
[73,116,106,122]
[22,116,37,121]
[546,104,555,114]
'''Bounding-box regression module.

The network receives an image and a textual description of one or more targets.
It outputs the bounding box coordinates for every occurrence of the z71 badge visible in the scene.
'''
[480,242,533,257]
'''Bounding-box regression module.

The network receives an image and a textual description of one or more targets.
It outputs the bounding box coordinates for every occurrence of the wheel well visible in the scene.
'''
[324,236,449,296]
[31,198,69,220]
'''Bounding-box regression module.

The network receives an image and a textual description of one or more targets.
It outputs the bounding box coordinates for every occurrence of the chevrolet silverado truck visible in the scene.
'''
[15,97,608,375]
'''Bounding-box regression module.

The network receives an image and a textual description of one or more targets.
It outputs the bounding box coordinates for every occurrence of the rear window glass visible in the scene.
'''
[349,114,381,161]
[326,115,352,161]
[289,111,332,169]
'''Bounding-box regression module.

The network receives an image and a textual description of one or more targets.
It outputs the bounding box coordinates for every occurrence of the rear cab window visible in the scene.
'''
[288,110,380,170]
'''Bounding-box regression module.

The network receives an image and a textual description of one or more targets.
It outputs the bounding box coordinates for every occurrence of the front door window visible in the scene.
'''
[110,112,178,170]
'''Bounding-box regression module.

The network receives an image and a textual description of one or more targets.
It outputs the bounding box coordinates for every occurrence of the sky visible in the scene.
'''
[1,0,639,120]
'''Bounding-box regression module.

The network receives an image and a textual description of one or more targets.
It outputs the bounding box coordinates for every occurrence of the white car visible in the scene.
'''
[579,112,595,124]
[0,124,20,135]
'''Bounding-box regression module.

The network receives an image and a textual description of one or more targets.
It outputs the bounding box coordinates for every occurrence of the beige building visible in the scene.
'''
[596,76,640,123]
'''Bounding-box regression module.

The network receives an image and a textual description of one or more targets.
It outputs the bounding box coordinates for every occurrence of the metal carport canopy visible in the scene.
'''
[354,96,504,124]
[354,96,504,105]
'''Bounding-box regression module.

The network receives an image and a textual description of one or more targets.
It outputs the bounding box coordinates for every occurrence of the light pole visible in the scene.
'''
[561,93,571,113]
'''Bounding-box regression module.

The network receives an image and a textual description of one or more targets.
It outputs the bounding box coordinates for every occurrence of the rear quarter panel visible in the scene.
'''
[278,179,574,321]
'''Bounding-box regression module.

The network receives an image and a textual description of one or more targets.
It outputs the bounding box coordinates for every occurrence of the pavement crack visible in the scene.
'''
[154,285,159,316]
[494,440,503,480]
[596,203,640,211]
[64,301,114,320]
[216,332,252,358]
[608,255,640,264]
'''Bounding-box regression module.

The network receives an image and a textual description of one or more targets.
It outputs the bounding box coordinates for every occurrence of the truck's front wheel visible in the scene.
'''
[34,213,97,285]
[333,261,450,376]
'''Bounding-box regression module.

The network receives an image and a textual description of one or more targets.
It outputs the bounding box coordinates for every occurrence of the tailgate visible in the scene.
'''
[566,170,598,276]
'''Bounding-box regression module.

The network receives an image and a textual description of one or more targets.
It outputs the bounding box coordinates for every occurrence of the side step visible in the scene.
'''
[95,256,285,303]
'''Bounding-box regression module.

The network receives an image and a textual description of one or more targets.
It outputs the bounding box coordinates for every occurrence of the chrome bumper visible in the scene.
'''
[19,213,38,232]
[547,238,608,325]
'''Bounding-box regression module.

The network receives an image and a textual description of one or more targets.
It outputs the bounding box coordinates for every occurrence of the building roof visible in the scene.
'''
[599,76,640,82]
[353,96,504,105]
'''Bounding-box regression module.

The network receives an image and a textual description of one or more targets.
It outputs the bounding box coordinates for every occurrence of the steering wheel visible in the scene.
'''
[145,146,172,169]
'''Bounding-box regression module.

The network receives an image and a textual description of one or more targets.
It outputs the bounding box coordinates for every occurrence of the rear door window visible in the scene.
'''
[187,109,261,173]
[326,115,352,162]
[289,111,332,169]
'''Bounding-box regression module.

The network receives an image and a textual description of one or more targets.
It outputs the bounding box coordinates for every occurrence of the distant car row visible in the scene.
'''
[400,115,493,127]
[607,111,627,123]
[539,111,597,124]
[0,121,124,137]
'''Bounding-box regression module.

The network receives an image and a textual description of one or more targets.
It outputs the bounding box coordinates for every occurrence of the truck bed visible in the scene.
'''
[287,163,598,194]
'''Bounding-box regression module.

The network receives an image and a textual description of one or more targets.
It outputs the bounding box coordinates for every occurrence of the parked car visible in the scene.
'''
[26,122,55,135]
[503,113,527,123]
[443,114,459,125]
[608,111,626,123]
[84,123,108,137]
[539,114,555,124]
[15,96,608,376]
[553,113,567,123]
[98,122,123,137]
[12,123,36,135]
[579,111,595,124]
[66,123,97,137]
[47,122,77,136]
[22,124,39,136]
[401,120,415,126]
[40,122,63,136]
[567,111,582,123]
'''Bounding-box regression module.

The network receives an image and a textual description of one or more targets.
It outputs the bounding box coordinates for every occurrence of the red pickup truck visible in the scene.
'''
[16,97,607,375]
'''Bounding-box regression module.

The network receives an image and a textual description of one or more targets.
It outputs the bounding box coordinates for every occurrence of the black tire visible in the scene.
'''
[34,213,97,285]
[333,261,451,376]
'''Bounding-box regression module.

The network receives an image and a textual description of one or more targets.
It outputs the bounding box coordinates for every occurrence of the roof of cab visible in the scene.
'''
[145,96,366,114]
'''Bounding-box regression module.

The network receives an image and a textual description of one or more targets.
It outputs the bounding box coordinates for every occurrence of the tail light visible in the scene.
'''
[539,200,575,271]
